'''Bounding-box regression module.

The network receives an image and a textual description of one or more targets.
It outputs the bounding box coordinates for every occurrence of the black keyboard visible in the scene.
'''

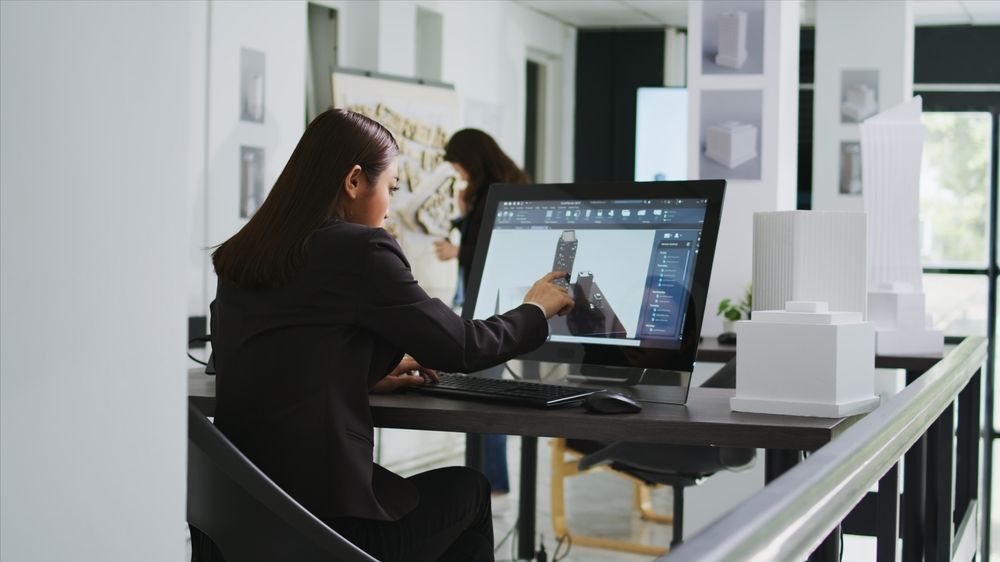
[411,373,601,408]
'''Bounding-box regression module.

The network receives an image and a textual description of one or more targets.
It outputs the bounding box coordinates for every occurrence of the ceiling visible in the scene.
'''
[514,0,1000,28]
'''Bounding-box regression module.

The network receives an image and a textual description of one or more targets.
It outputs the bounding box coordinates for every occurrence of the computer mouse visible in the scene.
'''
[583,391,642,414]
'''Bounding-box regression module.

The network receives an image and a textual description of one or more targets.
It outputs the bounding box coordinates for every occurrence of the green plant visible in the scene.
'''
[717,284,752,323]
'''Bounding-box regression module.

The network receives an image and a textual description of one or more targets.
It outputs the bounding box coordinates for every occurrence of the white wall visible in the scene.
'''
[193,1,576,321]
[202,2,308,309]
[687,2,800,336]
[0,2,198,560]
[368,0,576,181]
[811,0,914,212]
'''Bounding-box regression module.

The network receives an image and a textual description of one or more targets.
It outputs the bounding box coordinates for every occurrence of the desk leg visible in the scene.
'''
[518,436,538,561]
[764,449,801,482]
[465,433,485,472]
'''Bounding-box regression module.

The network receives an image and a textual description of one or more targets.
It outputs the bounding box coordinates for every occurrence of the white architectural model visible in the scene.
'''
[705,121,758,168]
[861,96,943,355]
[715,11,748,69]
[751,211,868,316]
[841,84,878,122]
[732,211,876,417]
[731,301,878,417]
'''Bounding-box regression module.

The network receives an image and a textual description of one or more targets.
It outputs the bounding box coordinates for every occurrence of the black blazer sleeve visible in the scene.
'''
[356,228,549,372]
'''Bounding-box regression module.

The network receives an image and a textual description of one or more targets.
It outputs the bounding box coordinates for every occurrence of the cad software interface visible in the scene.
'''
[471,197,709,350]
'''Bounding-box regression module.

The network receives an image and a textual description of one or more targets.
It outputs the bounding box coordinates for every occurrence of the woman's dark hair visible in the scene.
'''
[212,109,398,289]
[443,129,530,207]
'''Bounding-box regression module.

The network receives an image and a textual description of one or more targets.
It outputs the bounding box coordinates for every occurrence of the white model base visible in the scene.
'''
[730,395,880,418]
[731,301,877,418]
[876,328,944,357]
[868,289,944,356]
[715,51,748,69]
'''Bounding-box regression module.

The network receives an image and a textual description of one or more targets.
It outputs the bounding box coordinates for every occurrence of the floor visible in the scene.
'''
[450,437,676,562]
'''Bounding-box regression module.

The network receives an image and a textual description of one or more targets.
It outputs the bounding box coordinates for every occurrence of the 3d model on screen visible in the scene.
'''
[861,96,943,355]
[715,11,749,69]
[705,121,758,169]
[546,231,626,339]
[552,230,578,289]
[841,84,878,123]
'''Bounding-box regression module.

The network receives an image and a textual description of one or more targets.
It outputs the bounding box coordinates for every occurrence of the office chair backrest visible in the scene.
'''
[187,402,377,562]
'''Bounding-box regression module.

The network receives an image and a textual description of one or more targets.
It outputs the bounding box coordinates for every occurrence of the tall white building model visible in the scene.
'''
[715,11,748,69]
[705,121,758,168]
[751,211,868,315]
[861,96,943,355]
[842,84,878,122]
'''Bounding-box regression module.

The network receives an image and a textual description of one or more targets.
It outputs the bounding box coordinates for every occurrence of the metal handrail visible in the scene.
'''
[661,336,987,562]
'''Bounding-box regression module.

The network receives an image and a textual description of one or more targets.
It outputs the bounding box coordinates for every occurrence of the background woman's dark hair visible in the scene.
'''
[212,109,398,289]
[443,129,530,207]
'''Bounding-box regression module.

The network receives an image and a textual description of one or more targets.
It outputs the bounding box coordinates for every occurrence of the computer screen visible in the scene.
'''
[463,181,726,382]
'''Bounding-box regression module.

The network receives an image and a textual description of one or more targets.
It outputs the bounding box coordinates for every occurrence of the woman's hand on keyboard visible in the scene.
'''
[524,271,576,318]
[371,356,439,393]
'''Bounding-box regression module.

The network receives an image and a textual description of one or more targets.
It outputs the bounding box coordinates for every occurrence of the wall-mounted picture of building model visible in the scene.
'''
[239,146,265,218]
[701,0,765,75]
[841,69,879,123]
[839,141,862,195]
[699,89,763,181]
[240,48,265,123]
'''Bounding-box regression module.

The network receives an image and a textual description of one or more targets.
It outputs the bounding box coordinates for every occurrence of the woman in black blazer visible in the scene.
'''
[208,109,573,562]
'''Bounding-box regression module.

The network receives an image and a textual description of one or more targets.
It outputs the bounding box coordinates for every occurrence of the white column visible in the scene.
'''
[811,0,914,211]
[687,0,800,336]
[1,3,196,560]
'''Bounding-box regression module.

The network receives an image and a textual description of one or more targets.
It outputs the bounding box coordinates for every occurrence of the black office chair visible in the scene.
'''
[550,358,755,555]
[187,401,377,562]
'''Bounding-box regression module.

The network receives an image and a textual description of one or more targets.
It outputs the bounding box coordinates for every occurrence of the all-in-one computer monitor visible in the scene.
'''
[462,180,726,404]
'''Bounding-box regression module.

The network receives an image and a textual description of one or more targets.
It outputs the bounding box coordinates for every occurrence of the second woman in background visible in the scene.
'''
[434,129,531,495]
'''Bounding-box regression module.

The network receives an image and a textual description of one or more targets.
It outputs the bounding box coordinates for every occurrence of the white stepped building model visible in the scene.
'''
[861,96,943,356]
[732,211,877,417]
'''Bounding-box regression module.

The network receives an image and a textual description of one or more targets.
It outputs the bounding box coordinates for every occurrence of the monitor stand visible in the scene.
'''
[565,366,691,405]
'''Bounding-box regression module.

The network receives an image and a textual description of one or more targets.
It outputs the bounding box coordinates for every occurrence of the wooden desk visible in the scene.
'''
[189,369,859,559]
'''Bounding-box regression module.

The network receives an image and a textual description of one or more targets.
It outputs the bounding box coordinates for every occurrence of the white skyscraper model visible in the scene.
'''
[862,96,943,355]
[731,211,878,417]
[705,121,758,168]
[842,84,878,122]
[715,11,748,69]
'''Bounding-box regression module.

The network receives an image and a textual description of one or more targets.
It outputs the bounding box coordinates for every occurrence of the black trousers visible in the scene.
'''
[191,466,493,562]
[329,466,495,562]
